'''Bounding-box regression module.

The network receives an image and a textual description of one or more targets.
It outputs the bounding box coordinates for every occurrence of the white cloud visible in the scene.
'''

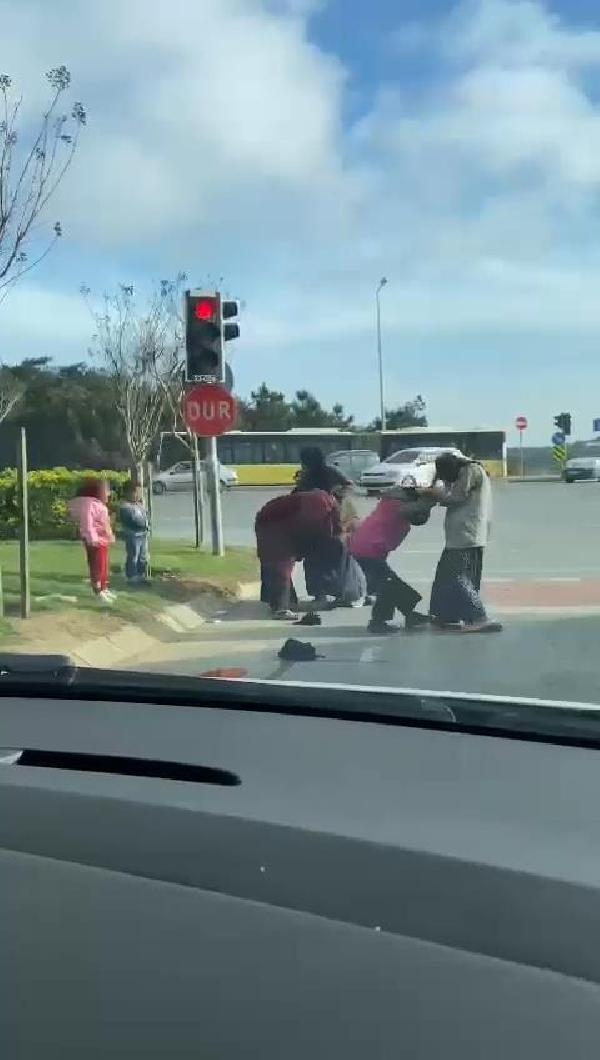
[0,0,349,248]
[446,0,600,69]
[4,0,600,440]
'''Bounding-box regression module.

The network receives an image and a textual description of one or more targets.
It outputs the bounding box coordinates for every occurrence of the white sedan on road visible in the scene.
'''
[360,446,465,492]
[153,460,238,494]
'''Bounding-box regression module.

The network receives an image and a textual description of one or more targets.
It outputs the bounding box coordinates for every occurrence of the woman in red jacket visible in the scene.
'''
[255,490,342,619]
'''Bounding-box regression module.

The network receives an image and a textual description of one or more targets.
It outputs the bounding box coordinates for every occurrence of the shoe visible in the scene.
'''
[312,597,336,611]
[294,610,322,623]
[461,620,503,634]
[103,589,117,601]
[273,610,299,621]
[97,590,115,605]
[368,621,400,635]
[404,611,431,631]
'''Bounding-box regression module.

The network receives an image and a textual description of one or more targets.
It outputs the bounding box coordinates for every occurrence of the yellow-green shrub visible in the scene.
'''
[0,468,129,540]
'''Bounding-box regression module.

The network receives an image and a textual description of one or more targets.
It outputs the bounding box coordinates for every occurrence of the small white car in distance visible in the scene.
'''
[360,446,465,492]
[153,460,238,494]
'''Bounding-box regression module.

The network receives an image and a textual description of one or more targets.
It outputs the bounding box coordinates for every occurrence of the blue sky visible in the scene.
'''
[2,0,600,443]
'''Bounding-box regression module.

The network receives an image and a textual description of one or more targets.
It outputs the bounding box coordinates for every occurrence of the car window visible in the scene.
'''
[384,450,421,464]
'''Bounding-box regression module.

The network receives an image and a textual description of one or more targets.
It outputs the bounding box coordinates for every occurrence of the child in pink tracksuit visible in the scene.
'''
[68,479,115,603]
[349,489,433,634]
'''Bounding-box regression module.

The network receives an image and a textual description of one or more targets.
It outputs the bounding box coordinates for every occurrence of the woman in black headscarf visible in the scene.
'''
[294,447,364,607]
[295,447,353,494]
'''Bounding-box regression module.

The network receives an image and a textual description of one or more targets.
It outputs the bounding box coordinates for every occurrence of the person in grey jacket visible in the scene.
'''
[119,482,150,584]
[421,453,501,633]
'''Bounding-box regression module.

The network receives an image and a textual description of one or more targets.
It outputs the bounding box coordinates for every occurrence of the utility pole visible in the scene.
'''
[376,277,388,433]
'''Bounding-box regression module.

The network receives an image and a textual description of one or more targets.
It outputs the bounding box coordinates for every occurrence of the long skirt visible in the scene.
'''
[260,560,297,613]
[304,538,365,603]
[429,547,487,625]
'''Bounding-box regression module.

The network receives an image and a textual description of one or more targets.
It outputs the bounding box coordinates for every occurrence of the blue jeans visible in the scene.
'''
[124,533,148,581]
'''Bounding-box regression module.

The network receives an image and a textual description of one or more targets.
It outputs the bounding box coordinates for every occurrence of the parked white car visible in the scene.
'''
[360,446,465,492]
[153,460,238,494]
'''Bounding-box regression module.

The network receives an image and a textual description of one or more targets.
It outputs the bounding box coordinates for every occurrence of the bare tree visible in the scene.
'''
[0,66,86,301]
[0,363,23,422]
[83,277,186,477]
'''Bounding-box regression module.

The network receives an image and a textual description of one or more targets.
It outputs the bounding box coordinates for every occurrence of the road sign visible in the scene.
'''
[184,383,237,437]
[552,431,565,446]
[515,415,528,431]
[594,418,600,434]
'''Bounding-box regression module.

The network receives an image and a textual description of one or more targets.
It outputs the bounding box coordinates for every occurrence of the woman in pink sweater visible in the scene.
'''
[68,479,116,603]
[349,489,433,634]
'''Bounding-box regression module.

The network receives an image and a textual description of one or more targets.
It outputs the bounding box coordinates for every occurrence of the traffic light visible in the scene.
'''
[554,412,572,436]
[185,292,221,383]
[185,292,240,383]
[221,299,240,343]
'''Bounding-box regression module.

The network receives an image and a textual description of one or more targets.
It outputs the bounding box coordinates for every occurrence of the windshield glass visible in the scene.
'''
[384,451,420,465]
[1,0,600,722]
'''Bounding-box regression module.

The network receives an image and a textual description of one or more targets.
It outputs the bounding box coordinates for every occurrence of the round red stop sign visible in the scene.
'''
[515,415,528,431]
[184,383,237,437]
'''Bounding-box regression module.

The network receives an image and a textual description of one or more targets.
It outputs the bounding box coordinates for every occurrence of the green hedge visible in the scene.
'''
[0,468,129,540]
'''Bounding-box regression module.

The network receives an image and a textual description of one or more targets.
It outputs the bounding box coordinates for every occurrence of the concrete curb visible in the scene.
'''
[12,580,262,670]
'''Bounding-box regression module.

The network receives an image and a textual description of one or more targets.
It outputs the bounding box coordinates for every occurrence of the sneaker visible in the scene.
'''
[273,610,299,621]
[404,611,431,631]
[368,621,400,635]
[97,590,115,605]
[461,620,503,634]
[103,589,117,601]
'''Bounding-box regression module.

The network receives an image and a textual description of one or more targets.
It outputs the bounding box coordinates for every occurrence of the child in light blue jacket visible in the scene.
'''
[119,482,150,584]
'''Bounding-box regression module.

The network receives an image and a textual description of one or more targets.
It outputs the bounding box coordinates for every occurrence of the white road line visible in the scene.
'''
[532,577,581,583]
[359,646,381,663]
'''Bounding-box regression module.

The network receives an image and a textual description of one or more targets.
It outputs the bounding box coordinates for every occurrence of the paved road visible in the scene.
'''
[128,605,600,705]
[153,481,600,595]
[130,480,600,703]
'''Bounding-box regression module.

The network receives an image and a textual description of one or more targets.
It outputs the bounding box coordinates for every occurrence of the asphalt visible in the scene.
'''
[136,481,600,704]
[152,480,600,580]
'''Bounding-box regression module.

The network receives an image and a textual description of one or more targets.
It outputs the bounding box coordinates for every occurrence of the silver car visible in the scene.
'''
[153,460,238,494]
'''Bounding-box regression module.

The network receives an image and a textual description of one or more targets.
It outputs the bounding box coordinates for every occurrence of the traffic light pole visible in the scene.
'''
[208,436,224,556]
[191,435,204,548]
[209,292,225,557]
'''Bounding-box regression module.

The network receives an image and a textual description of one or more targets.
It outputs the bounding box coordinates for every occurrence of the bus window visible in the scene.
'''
[264,440,285,463]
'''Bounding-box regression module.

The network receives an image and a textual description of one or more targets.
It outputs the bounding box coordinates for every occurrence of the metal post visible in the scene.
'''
[208,435,224,556]
[144,461,153,580]
[145,461,154,537]
[17,427,30,619]
[519,429,524,478]
[376,277,387,433]
[207,289,225,557]
[192,435,204,548]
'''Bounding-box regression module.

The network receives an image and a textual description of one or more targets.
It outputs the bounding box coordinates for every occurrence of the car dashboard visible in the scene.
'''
[2,670,600,1057]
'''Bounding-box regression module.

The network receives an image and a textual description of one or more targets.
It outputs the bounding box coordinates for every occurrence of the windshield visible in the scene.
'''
[1,0,600,724]
[384,451,421,465]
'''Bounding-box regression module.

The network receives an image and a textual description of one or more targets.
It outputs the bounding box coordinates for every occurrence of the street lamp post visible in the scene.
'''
[376,277,388,433]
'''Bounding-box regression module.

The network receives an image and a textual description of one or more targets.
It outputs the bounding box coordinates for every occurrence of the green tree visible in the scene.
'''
[368,395,427,431]
[238,383,293,431]
[290,390,354,428]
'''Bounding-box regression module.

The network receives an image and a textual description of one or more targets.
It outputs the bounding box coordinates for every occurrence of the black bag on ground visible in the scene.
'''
[278,639,322,661]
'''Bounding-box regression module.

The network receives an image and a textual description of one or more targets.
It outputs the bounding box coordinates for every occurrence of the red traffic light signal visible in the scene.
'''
[194,297,217,322]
